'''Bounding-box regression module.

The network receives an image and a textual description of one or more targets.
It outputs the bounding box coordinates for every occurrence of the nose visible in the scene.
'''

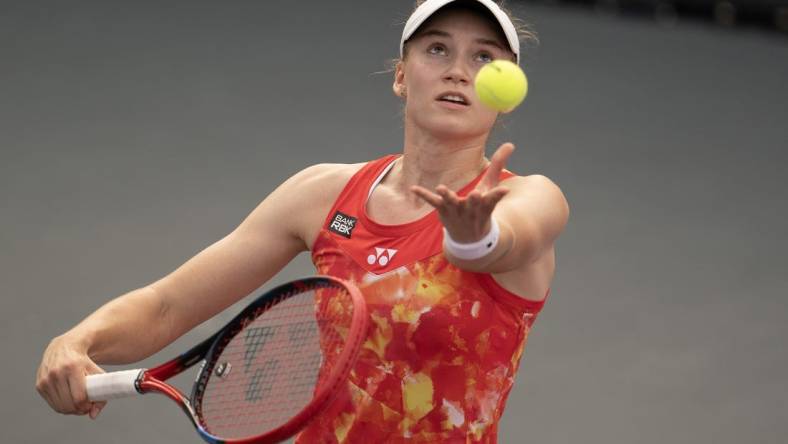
[442,57,472,85]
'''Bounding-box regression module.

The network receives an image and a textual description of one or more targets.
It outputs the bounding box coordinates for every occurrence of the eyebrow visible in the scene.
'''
[418,29,506,51]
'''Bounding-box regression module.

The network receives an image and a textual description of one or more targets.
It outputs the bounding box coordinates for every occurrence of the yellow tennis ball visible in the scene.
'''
[474,60,528,113]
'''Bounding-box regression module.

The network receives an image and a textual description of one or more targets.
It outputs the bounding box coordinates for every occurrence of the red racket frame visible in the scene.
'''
[123,276,367,444]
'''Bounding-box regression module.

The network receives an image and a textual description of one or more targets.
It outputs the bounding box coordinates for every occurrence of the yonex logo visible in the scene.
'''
[243,326,279,372]
[367,247,397,267]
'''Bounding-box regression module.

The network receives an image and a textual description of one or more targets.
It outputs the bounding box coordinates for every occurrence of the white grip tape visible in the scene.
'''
[86,369,145,401]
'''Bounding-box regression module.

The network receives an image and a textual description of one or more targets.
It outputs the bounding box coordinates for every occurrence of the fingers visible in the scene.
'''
[481,143,516,190]
[410,185,443,208]
[69,361,105,415]
[492,143,515,167]
[466,189,483,209]
[435,185,461,208]
[36,337,107,418]
[481,186,510,211]
[35,372,55,412]
[411,185,465,217]
[89,401,106,420]
[412,184,508,216]
[84,361,106,419]
[37,363,79,414]
[67,377,90,416]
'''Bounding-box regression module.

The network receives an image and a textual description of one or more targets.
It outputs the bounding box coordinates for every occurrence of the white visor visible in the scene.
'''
[400,0,520,64]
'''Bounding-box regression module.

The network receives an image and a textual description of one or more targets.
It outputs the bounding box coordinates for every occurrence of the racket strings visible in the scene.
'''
[197,285,353,439]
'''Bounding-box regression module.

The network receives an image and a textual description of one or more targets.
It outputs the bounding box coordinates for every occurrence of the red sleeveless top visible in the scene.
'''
[297,155,549,443]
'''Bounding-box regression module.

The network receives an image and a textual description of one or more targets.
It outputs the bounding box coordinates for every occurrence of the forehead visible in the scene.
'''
[411,7,508,47]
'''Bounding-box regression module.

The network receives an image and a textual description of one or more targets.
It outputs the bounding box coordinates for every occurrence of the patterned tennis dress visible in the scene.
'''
[296,155,549,443]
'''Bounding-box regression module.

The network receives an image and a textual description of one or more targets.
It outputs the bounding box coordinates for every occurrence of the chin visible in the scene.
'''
[419,117,488,140]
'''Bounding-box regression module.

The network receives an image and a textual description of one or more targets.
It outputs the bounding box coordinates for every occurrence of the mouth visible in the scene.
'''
[435,91,471,107]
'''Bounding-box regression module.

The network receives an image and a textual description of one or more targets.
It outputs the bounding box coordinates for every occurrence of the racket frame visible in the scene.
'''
[112,276,367,444]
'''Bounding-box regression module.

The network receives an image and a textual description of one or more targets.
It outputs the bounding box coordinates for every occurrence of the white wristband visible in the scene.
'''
[443,218,501,260]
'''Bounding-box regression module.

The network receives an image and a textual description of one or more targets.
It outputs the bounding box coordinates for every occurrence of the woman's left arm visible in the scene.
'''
[411,143,570,273]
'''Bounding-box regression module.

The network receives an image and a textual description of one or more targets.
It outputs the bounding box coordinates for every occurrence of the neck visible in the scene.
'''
[387,125,490,198]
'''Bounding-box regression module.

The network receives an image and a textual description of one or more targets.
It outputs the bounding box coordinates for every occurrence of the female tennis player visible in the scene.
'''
[36,0,569,442]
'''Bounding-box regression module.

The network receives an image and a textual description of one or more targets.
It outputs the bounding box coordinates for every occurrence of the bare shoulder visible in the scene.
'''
[278,162,366,249]
[500,173,569,217]
[502,174,567,199]
[286,162,366,204]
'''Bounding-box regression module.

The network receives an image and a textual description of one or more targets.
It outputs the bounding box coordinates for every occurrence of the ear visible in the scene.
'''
[392,61,406,98]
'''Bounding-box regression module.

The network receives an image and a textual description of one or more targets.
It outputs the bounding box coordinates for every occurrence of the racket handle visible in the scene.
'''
[86,369,145,401]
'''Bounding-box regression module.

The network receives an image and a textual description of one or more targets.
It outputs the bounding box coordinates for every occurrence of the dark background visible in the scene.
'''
[2,0,787,442]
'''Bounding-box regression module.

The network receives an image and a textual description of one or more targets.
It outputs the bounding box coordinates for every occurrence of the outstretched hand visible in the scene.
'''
[411,143,515,244]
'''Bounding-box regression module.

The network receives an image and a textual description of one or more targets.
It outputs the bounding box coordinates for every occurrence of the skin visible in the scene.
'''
[35,7,569,421]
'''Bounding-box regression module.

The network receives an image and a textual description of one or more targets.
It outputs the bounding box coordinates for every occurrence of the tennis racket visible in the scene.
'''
[85,276,368,444]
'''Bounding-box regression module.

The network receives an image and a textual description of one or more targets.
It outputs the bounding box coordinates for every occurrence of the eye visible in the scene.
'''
[476,52,494,63]
[428,44,447,56]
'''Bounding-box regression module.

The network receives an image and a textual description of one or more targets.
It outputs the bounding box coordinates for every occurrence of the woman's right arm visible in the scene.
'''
[35,163,348,418]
